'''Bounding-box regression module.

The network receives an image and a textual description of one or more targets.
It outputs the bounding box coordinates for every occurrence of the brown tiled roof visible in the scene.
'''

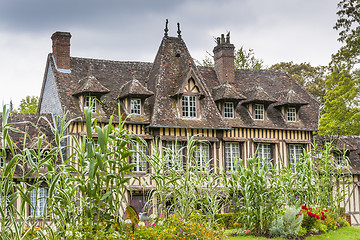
[72,75,110,96]
[42,33,320,131]
[314,135,360,174]
[242,85,277,104]
[274,89,309,107]
[118,79,154,99]
[212,83,246,102]
[0,113,54,150]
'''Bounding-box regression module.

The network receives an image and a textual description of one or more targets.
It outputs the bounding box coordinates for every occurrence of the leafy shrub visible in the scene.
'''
[338,217,350,227]
[214,213,234,229]
[314,221,328,233]
[132,213,224,240]
[297,226,307,237]
[269,206,303,239]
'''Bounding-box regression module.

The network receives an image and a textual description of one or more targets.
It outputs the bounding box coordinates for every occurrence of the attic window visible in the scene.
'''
[254,104,264,120]
[224,102,234,118]
[182,95,197,118]
[130,98,141,114]
[287,107,296,122]
[84,96,97,112]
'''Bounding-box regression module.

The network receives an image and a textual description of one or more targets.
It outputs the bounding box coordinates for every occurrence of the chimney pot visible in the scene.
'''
[51,31,71,70]
[213,33,235,84]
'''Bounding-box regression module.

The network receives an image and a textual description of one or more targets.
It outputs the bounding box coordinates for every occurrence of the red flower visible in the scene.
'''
[321,216,325,220]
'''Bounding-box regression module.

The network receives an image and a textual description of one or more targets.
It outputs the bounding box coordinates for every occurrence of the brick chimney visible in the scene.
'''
[51,31,71,70]
[213,32,235,84]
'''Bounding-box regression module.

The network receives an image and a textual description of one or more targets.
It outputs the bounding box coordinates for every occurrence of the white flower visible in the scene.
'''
[125,219,132,224]
[149,214,156,219]
[157,221,164,225]
[138,221,145,227]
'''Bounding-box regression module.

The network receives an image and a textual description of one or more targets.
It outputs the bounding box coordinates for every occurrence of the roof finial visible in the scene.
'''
[177,22,182,39]
[164,19,169,38]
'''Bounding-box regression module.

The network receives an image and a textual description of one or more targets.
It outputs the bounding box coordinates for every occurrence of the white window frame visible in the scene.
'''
[131,142,146,172]
[182,95,197,118]
[225,142,241,171]
[130,98,142,115]
[194,142,210,171]
[164,141,184,170]
[287,107,296,122]
[257,143,272,167]
[254,104,264,120]
[30,187,48,217]
[224,102,234,118]
[84,96,97,113]
[335,152,348,167]
[289,144,304,166]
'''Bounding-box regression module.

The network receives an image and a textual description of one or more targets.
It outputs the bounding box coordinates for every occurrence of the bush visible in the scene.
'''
[269,206,303,239]
[215,213,235,229]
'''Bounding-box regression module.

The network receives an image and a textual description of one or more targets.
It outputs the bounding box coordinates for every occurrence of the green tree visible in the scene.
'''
[196,46,265,69]
[319,69,360,135]
[17,96,38,113]
[333,0,360,66]
[270,62,328,103]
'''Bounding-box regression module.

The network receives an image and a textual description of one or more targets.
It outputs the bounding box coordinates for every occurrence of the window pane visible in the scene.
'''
[131,142,146,171]
[194,142,209,171]
[225,142,240,171]
[30,187,48,217]
[130,99,141,114]
[164,141,183,170]
[257,143,272,167]
[254,104,264,120]
[182,96,197,118]
[289,144,303,166]
[85,96,97,112]
[287,108,296,122]
[224,102,234,118]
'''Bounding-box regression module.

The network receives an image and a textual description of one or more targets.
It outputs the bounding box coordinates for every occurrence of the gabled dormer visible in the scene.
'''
[274,89,309,122]
[242,86,276,121]
[72,75,110,113]
[118,79,154,115]
[172,69,206,119]
[212,83,246,119]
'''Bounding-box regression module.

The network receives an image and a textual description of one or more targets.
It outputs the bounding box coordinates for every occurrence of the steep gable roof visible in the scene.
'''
[212,83,246,102]
[146,36,227,129]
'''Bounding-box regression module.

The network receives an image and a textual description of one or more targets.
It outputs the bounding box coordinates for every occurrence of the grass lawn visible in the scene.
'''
[224,227,360,240]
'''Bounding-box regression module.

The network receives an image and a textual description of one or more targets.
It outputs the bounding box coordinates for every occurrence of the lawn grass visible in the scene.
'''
[224,227,360,240]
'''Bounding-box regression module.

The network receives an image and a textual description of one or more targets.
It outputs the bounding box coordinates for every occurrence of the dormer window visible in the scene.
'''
[84,96,97,113]
[287,107,296,122]
[224,102,234,118]
[130,98,141,114]
[254,104,264,120]
[182,95,197,118]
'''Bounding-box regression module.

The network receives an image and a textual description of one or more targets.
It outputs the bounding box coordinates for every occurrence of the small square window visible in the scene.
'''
[287,107,296,122]
[335,152,348,167]
[224,102,234,118]
[84,96,97,112]
[254,104,264,120]
[182,96,197,118]
[130,99,141,114]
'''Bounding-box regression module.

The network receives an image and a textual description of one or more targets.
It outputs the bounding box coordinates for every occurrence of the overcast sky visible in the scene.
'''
[0,0,342,109]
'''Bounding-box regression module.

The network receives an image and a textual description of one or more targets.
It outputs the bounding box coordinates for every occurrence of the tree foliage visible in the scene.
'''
[319,69,360,135]
[17,96,38,113]
[196,46,265,69]
[270,62,328,103]
[333,0,360,66]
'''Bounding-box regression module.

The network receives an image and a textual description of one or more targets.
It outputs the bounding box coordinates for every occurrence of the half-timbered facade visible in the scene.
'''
[37,24,320,214]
